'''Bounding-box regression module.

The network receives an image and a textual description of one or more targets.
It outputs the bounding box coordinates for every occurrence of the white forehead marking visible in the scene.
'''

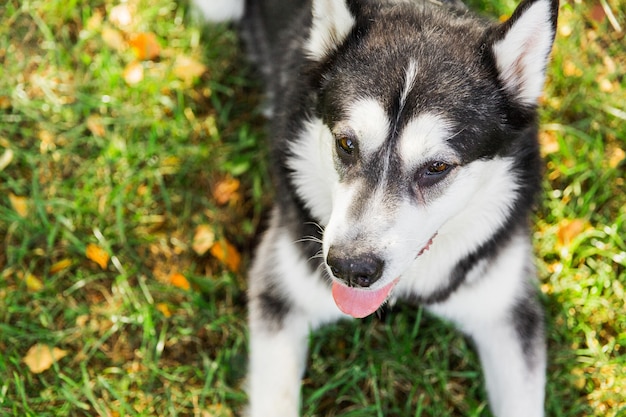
[399,113,456,168]
[343,97,391,156]
[399,60,418,115]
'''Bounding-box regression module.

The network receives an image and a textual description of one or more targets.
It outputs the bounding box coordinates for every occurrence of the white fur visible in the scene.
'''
[429,233,546,417]
[192,0,244,22]
[305,0,356,60]
[343,98,391,157]
[399,60,419,115]
[248,211,346,417]
[398,113,459,169]
[493,0,555,104]
[286,119,337,224]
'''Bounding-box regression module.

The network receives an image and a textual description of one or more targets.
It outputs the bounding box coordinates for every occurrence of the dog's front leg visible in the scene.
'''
[247,315,309,417]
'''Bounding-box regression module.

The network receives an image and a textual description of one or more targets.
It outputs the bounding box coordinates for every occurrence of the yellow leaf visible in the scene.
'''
[210,239,241,272]
[86,243,109,269]
[9,193,29,218]
[129,32,160,61]
[24,273,44,292]
[0,148,14,171]
[123,61,144,85]
[539,130,559,156]
[192,225,216,256]
[156,303,172,318]
[87,115,106,137]
[556,219,587,248]
[170,273,190,290]
[173,55,207,84]
[213,177,240,205]
[50,259,72,274]
[23,344,68,374]
[101,25,126,52]
[608,147,625,169]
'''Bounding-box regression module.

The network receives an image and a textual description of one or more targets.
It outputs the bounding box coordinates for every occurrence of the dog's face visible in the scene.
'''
[287,0,558,317]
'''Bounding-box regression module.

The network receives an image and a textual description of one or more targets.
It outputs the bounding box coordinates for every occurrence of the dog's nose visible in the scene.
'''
[327,248,384,288]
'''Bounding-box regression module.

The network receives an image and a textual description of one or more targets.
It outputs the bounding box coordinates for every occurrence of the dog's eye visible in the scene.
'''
[426,161,450,175]
[336,134,357,156]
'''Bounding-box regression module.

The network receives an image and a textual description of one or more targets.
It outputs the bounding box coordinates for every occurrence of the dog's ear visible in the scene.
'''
[305,0,357,61]
[491,0,559,105]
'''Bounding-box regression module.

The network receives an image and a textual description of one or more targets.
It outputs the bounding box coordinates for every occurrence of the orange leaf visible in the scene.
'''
[556,219,586,248]
[129,32,160,61]
[123,61,144,85]
[86,243,109,269]
[173,55,207,84]
[170,273,190,290]
[210,239,241,272]
[87,114,106,137]
[9,193,29,218]
[192,225,216,256]
[213,177,240,205]
[156,303,172,318]
[50,259,72,274]
[23,344,68,374]
[608,147,625,169]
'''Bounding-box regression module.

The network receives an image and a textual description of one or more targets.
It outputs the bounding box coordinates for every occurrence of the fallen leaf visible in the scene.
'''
[23,344,68,374]
[193,225,216,256]
[86,243,109,269]
[173,55,207,84]
[24,273,44,292]
[210,239,241,272]
[129,32,160,61]
[213,177,240,205]
[9,193,29,218]
[50,259,72,274]
[590,4,606,23]
[156,303,172,318]
[170,273,190,290]
[539,130,559,156]
[608,147,625,169]
[123,61,144,85]
[0,96,10,109]
[87,115,106,137]
[0,148,13,171]
[109,4,133,28]
[101,25,126,52]
[38,130,56,153]
[556,219,586,248]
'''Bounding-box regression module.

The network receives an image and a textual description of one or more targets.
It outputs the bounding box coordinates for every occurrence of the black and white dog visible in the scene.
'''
[195,0,558,415]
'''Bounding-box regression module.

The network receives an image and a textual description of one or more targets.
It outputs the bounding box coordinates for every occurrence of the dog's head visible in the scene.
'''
[287,0,559,317]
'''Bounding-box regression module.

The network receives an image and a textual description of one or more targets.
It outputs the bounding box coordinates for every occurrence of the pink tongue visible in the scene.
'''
[332,279,399,318]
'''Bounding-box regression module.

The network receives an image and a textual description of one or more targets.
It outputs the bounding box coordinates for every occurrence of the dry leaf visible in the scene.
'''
[556,219,586,247]
[170,273,190,290]
[123,61,144,85]
[608,147,625,169]
[109,4,133,28]
[210,239,241,272]
[23,344,68,374]
[50,259,72,274]
[213,177,240,205]
[0,148,13,171]
[539,130,559,156]
[192,225,216,256]
[156,303,172,318]
[24,273,44,292]
[173,55,207,84]
[0,96,10,109]
[87,115,106,137]
[86,243,109,269]
[9,193,29,218]
[129,32,160,61]
[101,25,126,52]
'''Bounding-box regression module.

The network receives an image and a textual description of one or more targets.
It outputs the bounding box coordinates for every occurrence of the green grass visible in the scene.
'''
[0,0,624,416]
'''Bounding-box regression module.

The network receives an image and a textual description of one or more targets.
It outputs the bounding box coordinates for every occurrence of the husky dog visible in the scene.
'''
[196,0,558,415]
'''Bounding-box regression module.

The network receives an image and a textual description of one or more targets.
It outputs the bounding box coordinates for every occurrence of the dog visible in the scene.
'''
[195,0,559,415]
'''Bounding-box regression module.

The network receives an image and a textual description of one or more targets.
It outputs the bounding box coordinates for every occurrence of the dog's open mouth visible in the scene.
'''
[331,234,437,318]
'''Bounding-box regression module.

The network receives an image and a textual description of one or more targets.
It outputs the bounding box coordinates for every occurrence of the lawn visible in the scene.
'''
[0,0,624,416]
